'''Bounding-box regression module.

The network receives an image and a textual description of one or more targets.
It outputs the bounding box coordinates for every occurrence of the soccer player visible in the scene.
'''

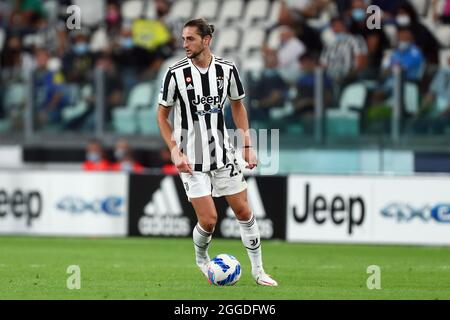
[157,18,278,286]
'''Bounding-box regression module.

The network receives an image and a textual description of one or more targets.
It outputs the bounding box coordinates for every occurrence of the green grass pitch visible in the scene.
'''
[0,236,449,300]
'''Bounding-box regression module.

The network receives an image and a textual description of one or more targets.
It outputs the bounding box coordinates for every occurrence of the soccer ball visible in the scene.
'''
[207,254,241,286]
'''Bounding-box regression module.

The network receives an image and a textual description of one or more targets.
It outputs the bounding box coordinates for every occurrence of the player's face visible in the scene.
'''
[182,27,207,59]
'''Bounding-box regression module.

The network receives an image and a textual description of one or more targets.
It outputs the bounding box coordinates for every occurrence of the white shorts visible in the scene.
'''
[179,159,247,199]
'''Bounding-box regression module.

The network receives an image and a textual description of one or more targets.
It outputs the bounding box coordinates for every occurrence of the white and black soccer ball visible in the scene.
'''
[207,254,241,286]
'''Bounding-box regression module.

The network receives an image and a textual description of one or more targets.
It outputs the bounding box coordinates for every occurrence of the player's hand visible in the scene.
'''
[171,147,193,175]
[243,147,258,170]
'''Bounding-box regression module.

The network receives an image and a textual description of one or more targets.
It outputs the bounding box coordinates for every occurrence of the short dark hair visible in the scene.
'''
[184,18,215,38]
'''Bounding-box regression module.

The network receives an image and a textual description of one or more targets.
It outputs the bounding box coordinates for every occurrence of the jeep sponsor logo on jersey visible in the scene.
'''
[192,95,221,106]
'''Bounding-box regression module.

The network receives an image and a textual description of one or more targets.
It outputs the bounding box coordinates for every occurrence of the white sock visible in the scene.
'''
[193,223,212,266]
[238,213,263,276]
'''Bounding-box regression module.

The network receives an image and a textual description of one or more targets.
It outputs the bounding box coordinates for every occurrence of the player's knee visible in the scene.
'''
[200,216,217,232]
[233,206,252,221]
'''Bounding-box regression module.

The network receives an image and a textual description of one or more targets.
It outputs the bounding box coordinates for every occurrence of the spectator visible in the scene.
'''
[395,1,440,65]
[320,16,368,85]
[262,26,306,83]
[111,138,145,173]
[433,0,450,24]
[385,27,425,83]
[348,0,390,78]
[82,139,112,171]
[412,55,450,134]
[33,48,69,128]
[62,31,94,84]
[294,52,333,118]
[249,50,289,121]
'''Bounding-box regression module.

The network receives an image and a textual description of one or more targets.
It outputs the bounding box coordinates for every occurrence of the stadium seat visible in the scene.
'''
[326,109,360,136]
[267,0,281,27]
[339,83,368,112]
[121,0,144,20]
[306,10,332,30]
[404,82,420,115]
[240,27,265,58]
[137,108,159,135]
[73,0,105,27]
[214,27,240,57]
[61,84,91,123]
[193,0,219,23]
[218,0,244,26]
[166,0,195,22]
[243,0,270,26]
[435,26,450,47]
[267,26,283,49]
[440,49,450,66]
[126,82,154,110]
[2,82,26,115]
[90,27,108,52]
[144,0,157,19]
[408,0,430,16]
[112,108,138,134]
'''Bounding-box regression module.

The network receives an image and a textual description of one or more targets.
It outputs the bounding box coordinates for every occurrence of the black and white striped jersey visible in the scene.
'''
[158,55,245,172]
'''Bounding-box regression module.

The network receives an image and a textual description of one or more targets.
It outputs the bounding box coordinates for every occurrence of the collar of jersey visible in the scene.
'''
[189,54,215,75]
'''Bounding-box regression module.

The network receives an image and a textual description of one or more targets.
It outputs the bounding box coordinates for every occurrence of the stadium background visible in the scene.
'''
[1,0,450,300]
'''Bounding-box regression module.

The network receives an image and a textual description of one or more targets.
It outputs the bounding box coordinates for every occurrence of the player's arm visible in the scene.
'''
[157,106,192,175]
[157,70,192,174]
[230,99,257,170]
[228,63,257,169]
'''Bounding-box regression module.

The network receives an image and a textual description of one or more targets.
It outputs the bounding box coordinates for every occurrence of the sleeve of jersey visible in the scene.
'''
[158,69,176,108]
[228,64,246,101]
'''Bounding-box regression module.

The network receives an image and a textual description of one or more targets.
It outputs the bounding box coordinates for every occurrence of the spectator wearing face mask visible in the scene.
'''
[394,1,440,65]
[348,0,390,77]
[111,138,145,173]
[82,139,112,171]
[387,28,425,82]
[320,17,368,85]
[62,32,94,84]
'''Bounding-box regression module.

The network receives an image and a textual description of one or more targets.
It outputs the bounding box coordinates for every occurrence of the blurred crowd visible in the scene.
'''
[0,0,450,137]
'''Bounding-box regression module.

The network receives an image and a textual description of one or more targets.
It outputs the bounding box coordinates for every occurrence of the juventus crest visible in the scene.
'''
[217,76,224,90]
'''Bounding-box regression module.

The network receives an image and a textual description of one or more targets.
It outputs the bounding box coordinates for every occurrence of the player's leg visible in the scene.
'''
[190,195,218,275]
[180,171,217,277]
[225,190,278,286]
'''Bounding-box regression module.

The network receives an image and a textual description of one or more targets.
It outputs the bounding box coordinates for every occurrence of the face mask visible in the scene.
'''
[398,41,411,51]
[120,161,133,172]
[396,15,411,26]
[87,152,101,162]
[114,149,126,160]
[335,33,347,42]
[352,8,366,22]
[74,42,89,55]
[120,37,134,49]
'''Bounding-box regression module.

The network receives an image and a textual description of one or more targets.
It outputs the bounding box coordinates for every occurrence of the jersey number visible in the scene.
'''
[226,159,242,177]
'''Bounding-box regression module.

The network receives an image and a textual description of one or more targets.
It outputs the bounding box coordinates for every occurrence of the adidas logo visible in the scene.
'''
[186,83,194,90]
[139,176,190,236]
[221,177,274,238]
[144,176,182,216]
